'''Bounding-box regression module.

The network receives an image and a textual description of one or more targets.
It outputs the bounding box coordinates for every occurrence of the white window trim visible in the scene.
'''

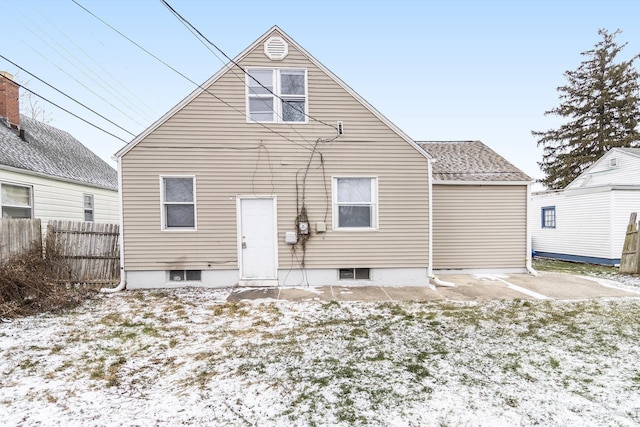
[160,175,197,231]
[0,181,33,219]
[332,176,379,231]
[83,193,94,222]
[246,67,308,124]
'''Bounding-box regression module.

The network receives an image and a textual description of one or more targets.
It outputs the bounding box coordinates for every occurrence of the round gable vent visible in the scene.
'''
[264,36,288,61]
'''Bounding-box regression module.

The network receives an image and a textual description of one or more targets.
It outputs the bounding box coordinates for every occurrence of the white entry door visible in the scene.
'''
[238,197,277,284]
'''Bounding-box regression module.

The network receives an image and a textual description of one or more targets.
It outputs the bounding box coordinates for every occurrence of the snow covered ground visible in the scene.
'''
[2,280,640,426]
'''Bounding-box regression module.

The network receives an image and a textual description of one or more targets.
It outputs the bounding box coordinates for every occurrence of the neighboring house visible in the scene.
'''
[0,71,119,233]
[115,26,532,289]
[531,147,640,265]
[418,141,533,271]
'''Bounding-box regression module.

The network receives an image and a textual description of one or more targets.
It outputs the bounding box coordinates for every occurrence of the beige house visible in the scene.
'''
[418,141,533,272]
[114,27,532,289]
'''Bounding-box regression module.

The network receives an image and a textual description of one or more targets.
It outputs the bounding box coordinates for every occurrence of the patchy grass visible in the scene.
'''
[1,288,640,426]
[534,258,619,276]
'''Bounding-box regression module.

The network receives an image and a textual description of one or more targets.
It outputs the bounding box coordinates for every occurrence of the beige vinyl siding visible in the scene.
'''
[121,31,429,271]
[432,184,527,269]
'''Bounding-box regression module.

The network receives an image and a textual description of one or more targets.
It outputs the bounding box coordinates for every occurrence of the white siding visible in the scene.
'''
[531,190,614,260]
[568,150,640,189]
[0,169,119,233]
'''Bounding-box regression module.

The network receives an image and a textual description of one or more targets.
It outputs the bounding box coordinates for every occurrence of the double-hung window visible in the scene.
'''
[162,176,196,230]
[541,206,556,229]
[1,182,32,218]
[247,68,307,123]
[84,194,94,222]
[333,177,378,230]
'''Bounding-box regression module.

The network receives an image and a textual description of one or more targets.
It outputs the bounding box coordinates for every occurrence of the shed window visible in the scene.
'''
[1,183,32,218]
[541,206,556,228]
[162,176,196,230]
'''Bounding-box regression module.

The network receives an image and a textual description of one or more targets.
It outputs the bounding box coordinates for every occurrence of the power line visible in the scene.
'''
[159,0,315,147]
[1,73,129,144]
[23,0,159,120]
[0,54,136,137]
[158,0,339,133]
[4,4,150,127]
[71,0,314,152]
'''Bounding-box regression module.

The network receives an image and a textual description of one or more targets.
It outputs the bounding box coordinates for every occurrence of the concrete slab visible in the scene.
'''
[277,287,332,302]
[504,272,640,300]
[382,286,444,301]
[330,286,392,302]
[225,272,640,303]
[435,274,536,301]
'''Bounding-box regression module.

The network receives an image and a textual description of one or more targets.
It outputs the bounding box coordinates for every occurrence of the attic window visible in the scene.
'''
[610,158,619,167]
[264,36,288,60]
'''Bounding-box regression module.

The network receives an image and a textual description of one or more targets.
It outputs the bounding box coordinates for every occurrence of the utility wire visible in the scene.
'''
[12,1,156,124]
[159,0,316,147]
[71,0,314,151]
[0,54,136,137]
[1,73,129,143]
[23,0,158,120]
[23,42,148,128]
[158,0,339,132]
[4,5,149,127]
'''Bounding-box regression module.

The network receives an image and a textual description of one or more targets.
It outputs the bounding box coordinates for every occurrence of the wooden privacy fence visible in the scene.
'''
[620,212,640,274]
[0,219,120,285]
[0,218,42,260]
[47,220,120,285]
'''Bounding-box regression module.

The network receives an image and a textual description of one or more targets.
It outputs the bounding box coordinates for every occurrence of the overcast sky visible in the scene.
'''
[2,0,639,186]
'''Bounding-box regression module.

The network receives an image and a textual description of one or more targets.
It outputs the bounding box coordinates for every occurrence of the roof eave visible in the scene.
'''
[0,164,118,191]
[432,179,533,185]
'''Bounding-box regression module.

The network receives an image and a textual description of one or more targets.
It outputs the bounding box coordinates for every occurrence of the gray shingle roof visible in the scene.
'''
[0,115,117,190]
[417,140,531,182]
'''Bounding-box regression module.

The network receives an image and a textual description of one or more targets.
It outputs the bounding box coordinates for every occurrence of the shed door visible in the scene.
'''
[239,197,277,281]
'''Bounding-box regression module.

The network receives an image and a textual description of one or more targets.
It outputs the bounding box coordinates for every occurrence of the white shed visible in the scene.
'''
[531,148,640,265]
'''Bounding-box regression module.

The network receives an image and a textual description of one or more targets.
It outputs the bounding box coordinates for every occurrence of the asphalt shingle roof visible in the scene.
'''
[0,115,117,190]
[418,140,531,182]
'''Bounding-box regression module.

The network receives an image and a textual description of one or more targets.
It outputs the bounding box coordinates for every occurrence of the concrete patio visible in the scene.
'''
[227,271,640,303]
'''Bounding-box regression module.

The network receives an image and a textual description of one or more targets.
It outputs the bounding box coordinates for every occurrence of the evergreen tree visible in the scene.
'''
[533,29,640,189]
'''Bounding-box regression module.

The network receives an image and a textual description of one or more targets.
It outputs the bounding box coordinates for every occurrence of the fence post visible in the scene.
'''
[620,212,639,274]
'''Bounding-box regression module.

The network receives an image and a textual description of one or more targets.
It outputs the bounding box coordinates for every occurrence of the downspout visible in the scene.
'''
[525,182,539,276]
[101,155,127,292]
[427,157,455,287]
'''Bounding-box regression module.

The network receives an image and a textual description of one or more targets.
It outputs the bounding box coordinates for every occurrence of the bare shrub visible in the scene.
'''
[0,246,96,319]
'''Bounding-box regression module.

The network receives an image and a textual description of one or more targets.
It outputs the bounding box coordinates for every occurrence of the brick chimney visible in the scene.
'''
[0,71,20,129]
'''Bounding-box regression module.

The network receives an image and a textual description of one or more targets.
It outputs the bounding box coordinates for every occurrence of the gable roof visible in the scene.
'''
[566,146,640,189]
[418,140,531,182]
[0,115,117,190]
[116,25,430,160]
